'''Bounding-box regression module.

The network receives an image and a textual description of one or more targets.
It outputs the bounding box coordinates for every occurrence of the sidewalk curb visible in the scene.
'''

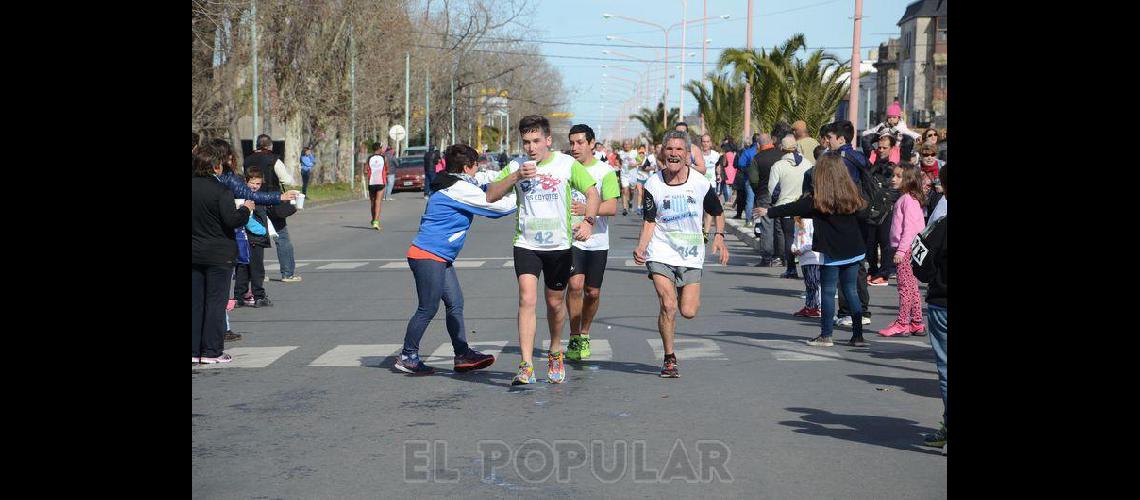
[725,217,762,253]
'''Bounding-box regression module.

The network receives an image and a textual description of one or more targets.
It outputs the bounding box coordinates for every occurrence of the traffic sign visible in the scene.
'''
[389,125,406,142]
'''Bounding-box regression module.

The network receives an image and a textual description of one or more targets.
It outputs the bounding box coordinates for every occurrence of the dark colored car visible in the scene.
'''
[394,156,425,192]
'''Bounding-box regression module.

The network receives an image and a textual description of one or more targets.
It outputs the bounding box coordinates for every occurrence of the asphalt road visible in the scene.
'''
[192,190,946,499]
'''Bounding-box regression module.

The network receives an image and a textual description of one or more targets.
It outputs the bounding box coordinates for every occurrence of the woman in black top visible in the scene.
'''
[756,153,869,347]
[193,143,254,364]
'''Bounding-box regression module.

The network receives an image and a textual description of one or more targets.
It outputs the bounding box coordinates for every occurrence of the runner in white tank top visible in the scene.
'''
[633,131,729,379]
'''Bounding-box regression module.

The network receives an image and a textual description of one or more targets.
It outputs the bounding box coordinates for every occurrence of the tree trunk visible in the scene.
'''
[284,110,303,186]
[378,115,391,149]
[338,120,353,184]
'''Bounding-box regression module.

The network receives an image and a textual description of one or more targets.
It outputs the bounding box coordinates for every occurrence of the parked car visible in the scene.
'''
[393,156,425,192]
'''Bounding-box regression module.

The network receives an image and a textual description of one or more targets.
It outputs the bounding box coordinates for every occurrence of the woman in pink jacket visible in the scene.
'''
[879,163,927,337]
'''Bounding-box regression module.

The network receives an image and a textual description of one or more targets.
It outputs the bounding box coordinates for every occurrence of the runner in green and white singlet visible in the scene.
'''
[565,124,621,362]
[485,115,600,386]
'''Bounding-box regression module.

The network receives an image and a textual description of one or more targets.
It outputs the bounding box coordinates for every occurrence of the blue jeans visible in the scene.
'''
[719,181,732,203]
[820,260,863,338]
[301,170,311,195]
[275,225,296,278]
[386,174,396,198]
[744,183,755,224]
[402,258,470,357]
[423,171,435,197]
[927,303,948,425]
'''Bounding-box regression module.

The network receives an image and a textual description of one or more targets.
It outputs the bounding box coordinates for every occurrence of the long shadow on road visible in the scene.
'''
[780,407,943,455]
[848,374,941,399]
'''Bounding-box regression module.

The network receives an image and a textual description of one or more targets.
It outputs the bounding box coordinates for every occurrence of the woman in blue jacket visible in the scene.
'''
[395,144,518,375]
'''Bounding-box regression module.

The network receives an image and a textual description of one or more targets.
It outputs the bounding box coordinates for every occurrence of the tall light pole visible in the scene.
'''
[404,52,410,154]
[251,0,258,145]
[743,0,753,142]
[848,0,864,129]
[603,11,728,130]
[349,26,355,189]
[425,71,431,149]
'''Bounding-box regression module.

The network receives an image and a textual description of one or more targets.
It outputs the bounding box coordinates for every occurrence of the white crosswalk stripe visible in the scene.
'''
[874,339,930,348]
[452,260,485,268]
[204,332,928,369]
[380,262,410,269]
[542,339,613,361]
[309,344,402,367]
[648,338,727,360]
[424,340,509,364]
[501,260,514,267]
[747,339,843,361]
[196,346,298,369]
[264,263,309,272]
[316,262,368,270]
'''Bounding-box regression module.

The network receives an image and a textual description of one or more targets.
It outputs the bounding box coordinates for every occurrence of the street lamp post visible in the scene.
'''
[603,11,729,130]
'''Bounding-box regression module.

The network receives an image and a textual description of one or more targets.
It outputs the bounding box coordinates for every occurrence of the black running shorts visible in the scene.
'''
[513,246,572,291]
[570,247,608,289]
[368,184,386,195]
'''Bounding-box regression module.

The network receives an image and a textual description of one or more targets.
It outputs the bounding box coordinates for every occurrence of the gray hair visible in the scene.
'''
[661,130,691,155]
[757,133,773,146]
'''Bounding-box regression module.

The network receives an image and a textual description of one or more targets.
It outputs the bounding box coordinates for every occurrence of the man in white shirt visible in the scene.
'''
[633,131,729,378]
[565,124,621,362]
[768,136,811,278]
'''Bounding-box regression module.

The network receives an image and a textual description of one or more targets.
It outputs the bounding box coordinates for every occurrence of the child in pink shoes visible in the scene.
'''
[879,163,927,337]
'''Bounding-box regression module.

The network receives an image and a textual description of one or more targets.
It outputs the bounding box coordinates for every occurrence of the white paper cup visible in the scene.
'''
[293,193,306,209]
[235,199,246,208]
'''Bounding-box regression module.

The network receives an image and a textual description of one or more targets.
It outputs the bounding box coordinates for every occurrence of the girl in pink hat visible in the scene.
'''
[862,101,921,163]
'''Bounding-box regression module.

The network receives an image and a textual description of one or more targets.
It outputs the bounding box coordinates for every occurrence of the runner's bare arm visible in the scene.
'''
[485,170,521,202]
[691,145,707,175]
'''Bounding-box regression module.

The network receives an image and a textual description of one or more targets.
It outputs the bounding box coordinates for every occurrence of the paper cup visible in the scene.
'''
[235,199,246,208]
[293,193,306,209]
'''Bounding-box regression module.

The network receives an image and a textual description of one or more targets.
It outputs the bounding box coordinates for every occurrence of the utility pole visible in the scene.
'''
[251,0,258,145]
[450,69,456,145]
[679,0,687,120]
[425,71,431,149]
[742,0,752,142]
[404,52,410,154]
[847,0,864,129]
[350,26,356,190]
[701,0,707,133]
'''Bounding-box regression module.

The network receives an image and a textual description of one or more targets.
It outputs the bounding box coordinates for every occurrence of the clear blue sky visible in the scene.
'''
[527,0,917,139]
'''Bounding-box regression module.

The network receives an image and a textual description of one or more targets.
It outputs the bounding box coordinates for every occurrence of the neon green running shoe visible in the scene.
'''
[566,335,592,361]
[511,361,536,386]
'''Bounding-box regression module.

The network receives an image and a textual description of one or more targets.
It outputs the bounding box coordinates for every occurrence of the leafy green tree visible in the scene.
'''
[684,73,744,145]
[629,102,679,145]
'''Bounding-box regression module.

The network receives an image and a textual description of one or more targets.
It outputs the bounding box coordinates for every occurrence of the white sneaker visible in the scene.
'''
[861,316,872,325]
[836,316,853,327]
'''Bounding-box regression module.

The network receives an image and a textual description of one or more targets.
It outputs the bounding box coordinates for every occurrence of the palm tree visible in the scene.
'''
[629,102,679,145]
[771,49,850,139]
[684,73,744,144]
[718,34,806,136]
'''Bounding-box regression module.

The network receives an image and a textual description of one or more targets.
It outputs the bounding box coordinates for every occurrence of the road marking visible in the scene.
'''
[316,262,369,270]
[425,340,510,364]
[624,260,640,267]
[502,260,514,267]
[309,344,402,367]
[380,262,411,269]
[747,339,843,361]
[452,260,485,268]
[196,346,298,369]
[542,339,613,361]
[649,338,727,360]
[264,263,309,271]
[874,339,931,348]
